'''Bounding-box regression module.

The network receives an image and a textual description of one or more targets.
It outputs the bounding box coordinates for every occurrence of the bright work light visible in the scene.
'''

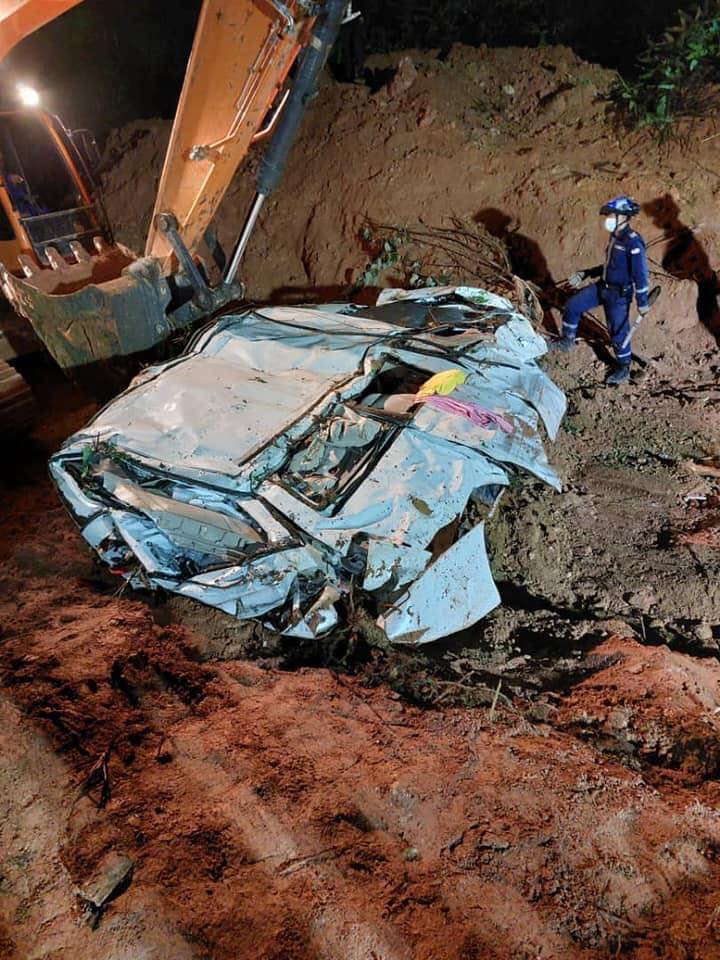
[17,83,40,107]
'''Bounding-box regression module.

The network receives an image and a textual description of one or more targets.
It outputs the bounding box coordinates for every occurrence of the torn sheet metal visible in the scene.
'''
[50,285,566,645]
[377,523,500,645]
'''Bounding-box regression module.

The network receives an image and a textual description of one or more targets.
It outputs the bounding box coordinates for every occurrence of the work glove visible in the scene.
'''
[568,271,586,289]
[638,304,651,316]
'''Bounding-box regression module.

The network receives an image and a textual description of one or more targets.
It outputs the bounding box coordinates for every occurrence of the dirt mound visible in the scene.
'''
[100,118,171,255]
[101,44,719,374]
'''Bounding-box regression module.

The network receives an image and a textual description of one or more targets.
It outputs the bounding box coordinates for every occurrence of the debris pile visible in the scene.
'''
[51,286,565,644]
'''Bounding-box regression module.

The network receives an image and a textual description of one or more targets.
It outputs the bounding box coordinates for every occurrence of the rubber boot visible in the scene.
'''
[606,362,631,386]
[548,337,574,353]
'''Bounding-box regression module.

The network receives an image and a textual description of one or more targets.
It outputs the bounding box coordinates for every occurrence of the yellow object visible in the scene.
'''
[417,369,468,399]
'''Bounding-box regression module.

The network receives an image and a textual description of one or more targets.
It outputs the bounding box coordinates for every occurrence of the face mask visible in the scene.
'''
[604,215,619,233]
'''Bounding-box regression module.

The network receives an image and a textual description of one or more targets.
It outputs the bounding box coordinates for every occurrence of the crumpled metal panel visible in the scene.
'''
[377,523,500,645]
[50,286,566,645]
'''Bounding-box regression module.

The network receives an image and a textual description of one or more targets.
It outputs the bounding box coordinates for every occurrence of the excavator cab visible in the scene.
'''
[0,105,129,421]
[0,106,161,396]
[0,108,109,272]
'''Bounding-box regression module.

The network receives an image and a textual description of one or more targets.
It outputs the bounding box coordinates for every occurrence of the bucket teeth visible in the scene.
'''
[69,240,91,263]
[44,246,63,270]
[17,255,36,279]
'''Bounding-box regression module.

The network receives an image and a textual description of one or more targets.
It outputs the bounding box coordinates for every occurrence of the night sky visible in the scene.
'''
[0,0,703,137]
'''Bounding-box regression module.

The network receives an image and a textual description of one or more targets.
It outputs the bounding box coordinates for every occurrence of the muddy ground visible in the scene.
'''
[4,44,720,960]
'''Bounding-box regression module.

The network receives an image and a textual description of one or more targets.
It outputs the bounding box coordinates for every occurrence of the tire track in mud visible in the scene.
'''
[0,560,482,958]
[168,732,414,960]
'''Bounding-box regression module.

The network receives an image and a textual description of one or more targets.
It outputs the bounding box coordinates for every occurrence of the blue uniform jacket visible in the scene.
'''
[586,227,650,309]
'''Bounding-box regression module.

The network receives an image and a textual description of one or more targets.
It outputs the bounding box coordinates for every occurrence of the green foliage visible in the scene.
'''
[613,3,720,138]
[355,227,449,291]
[80,438,127,480]
[357,229,405,288]
[562,417,586,437]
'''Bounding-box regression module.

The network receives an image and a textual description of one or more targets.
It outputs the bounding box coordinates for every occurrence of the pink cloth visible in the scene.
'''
[417,394,514,433]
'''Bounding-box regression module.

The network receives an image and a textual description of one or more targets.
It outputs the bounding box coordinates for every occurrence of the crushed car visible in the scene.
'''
[50,286,566,645]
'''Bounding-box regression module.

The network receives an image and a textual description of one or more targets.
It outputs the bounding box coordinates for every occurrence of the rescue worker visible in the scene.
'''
[552,196,652,385]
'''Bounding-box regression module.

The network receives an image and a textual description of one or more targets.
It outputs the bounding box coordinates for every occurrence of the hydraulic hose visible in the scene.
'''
[256,0,345,198]
[224,0,345,284]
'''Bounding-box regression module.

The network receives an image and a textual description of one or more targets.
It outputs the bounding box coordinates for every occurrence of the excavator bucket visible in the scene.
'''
[0,100,185,394]
[0,251,195,396]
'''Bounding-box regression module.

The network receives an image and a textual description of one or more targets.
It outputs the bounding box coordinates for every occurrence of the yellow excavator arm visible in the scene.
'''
[148,0,346,284]
[146,0,314,266]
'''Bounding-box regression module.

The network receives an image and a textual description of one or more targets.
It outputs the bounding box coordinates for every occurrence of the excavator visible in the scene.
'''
[0,0,346,428]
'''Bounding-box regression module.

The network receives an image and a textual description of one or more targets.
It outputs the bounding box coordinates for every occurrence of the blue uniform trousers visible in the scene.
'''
[562,282,632,364]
